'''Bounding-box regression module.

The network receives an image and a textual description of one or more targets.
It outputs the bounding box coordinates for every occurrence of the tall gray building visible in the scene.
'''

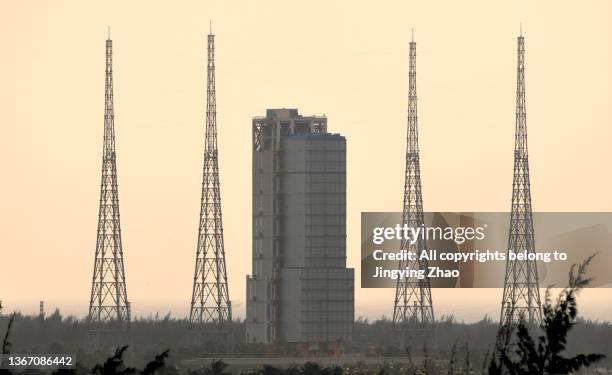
[246,109,354,344]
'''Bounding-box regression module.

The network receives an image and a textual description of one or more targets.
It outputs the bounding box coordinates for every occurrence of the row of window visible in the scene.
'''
[301,280,354,290]
[305,183,344,193]
[305,164,345,173]
[305,259,345,268]
[305,248,345,256]
[301,313,354,323]
[305,214,344,224]
[305,174,345,183]
[306,237,345,246]
[302,292,354,301]
[306,153,345,163]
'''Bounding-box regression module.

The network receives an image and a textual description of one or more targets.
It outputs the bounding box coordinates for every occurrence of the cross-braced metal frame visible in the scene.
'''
[499,33,542,326]
[392,38,435,347]
[189,31,232,333]
[88,36,131,333]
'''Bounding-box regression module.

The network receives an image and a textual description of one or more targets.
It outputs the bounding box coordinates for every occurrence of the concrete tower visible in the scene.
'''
[246,109,354,344]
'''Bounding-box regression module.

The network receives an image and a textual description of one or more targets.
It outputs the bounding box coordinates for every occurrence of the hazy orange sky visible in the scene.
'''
[1,1,611,321]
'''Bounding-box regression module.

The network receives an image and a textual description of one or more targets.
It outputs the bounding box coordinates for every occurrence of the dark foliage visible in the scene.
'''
[2,309,610,370]
[142,350,170,375]
[91,346,136,375]
[1,258,610,374]
[489,255,605,374]
[0,311,14,375]
[2,313,14,355]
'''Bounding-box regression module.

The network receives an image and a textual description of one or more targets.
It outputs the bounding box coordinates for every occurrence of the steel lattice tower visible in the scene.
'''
[499,32,542,326]
[392,36,435,346]
[88,35,131,331]
[189,29,232,331]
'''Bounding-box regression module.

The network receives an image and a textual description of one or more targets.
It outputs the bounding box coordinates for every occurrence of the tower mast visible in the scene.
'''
[189,29,232,332]
[88,34,131,335]
[392,36,435,347]
[499,32,542,326]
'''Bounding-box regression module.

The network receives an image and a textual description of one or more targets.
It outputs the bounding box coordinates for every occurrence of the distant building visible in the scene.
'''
[246,109,354,344]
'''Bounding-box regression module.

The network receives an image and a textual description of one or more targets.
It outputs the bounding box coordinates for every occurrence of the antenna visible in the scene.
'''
[88,34,131,347]
[189,24,232,347]
[392,37,435,349]
[498,28,542,329]
[107,26,110,39]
